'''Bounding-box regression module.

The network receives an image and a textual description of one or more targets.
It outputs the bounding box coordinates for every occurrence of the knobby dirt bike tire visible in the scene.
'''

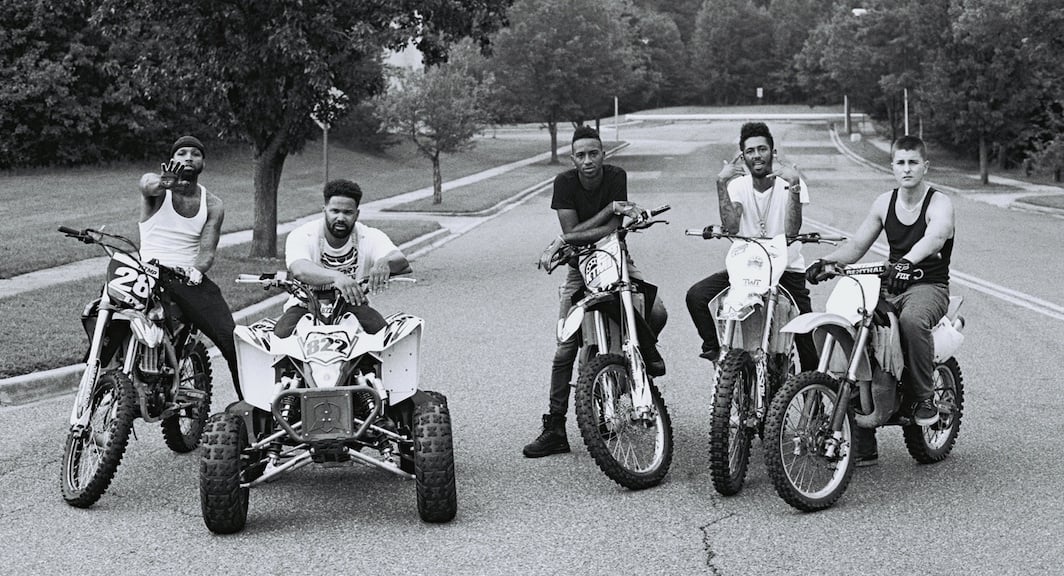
[763,371,855,512]
[61,370,137,508]
[575,353,674,490]
[903,358,964,463]
[161,341,214,453]
[709,349,755,496]
[199,413,249,534]
[414,391,457,523]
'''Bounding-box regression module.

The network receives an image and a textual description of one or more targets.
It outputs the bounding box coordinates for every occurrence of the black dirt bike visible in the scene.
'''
[58,226,213,508]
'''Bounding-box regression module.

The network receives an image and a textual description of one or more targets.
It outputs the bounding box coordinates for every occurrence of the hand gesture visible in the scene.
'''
[159,160,183,190]
[769,154,801,187]
[365,260,391,294]
[717,152,745,182]
[880,258,915,294]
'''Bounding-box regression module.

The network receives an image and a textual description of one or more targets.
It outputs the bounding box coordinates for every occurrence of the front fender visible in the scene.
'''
[559,291,615,342]
[781,312,871,381]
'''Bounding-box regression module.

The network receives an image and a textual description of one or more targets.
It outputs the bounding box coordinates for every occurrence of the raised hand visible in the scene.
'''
[717,151,746,182]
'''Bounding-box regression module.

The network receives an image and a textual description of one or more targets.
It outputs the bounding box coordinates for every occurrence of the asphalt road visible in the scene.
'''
[2,121,1062,575]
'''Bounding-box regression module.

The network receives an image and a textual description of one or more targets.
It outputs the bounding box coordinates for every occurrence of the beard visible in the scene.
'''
[327,220,353,239]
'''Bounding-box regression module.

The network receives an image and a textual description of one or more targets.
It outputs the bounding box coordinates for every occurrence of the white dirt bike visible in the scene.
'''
[684,226,842,496]
[198,272,455,533]
[57,226,213,508]
[764,262,966,511]
[540,204,673,489]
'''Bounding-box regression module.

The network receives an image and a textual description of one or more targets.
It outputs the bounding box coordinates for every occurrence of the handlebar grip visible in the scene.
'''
[684,229,703,236]
[58,226,81,235]
[649,204,671,217]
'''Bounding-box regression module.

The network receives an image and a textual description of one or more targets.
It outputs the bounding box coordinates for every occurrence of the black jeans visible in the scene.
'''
[164,276,240,397]
[685,270,817,371]
[274,302,387,338]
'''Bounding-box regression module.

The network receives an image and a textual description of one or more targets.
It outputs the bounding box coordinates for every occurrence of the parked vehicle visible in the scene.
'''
[539,205,673,489]
[58,226,213,508]
[199,272,454,533]
[684,226,842,496]
[763,261,966,511]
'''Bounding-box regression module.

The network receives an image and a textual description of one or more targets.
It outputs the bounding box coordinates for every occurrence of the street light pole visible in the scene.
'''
[904,88,910,135]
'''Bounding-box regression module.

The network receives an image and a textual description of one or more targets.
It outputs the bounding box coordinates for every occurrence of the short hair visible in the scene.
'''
[572,125,601,144]
[739,122,774,151]
[891,135,927,160]
[323,179,363,204]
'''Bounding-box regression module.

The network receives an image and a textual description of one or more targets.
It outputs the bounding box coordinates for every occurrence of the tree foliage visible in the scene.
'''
[377,40,493,204]
[688,0,776,105]
[93,0,510,256]
[0,0,164,168]
[489,0,644,163]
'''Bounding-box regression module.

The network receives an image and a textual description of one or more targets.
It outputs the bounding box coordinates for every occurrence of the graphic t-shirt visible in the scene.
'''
[727,175,811,272]
[283,219,399,309]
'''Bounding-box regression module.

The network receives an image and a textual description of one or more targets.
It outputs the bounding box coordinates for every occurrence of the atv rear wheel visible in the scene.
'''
[162,341,213,453]
[61,370,137,508]
[413,392,457,522]
[200,413,249,534]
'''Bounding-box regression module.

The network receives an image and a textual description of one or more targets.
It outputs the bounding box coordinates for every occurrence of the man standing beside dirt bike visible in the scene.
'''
[523,125,668,459]
[806,134,955,466]
[275,179,411,338]
[139,135,240,397]
[685,122,816,371]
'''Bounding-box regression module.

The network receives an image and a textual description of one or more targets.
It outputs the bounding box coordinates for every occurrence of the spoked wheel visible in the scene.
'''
[61,370,137,508]
[200,413,250,534]
[904,358,964,463]
[162,341,214,453]
[709,349,755,495]
[575,354,673,490]
[414,391,457,523]
[763,371,854,512]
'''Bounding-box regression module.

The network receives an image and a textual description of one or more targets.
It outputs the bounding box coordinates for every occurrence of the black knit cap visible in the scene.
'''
[170,135,205,158]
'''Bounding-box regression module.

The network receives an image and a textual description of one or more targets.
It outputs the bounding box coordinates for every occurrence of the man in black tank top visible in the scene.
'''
[805,135,955,465]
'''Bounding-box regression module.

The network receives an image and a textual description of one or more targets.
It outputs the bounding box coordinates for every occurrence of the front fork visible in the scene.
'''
[70,308,113,427]
[617,257,653,416]
[817,322,873,459]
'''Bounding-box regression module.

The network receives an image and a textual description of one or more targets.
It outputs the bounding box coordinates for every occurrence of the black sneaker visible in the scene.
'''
[913,398,940,427]
[855,452,879,468]
[699,347,721,363]
[522,414,570,458]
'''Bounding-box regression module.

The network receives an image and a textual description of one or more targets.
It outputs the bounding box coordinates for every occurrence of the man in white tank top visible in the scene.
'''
[138,135,240,398]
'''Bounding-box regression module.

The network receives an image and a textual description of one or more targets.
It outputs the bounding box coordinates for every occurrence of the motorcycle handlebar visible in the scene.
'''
[684,226,846,245]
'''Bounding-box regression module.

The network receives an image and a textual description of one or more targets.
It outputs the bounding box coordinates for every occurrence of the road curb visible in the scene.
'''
[0,228,452,407]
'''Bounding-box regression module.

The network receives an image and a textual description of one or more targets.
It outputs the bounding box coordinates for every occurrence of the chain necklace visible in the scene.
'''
[751,186,774,236]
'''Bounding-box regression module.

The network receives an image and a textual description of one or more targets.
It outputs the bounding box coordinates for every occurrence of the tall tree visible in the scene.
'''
[94,0,510,257]
[490,0,642,163]
[919,0,1046,183]
[376,41,493,204]
[688,0,776,105]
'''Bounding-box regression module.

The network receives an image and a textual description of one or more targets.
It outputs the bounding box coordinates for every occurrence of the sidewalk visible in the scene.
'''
[830,126,1064,217]
[0,141,624,406]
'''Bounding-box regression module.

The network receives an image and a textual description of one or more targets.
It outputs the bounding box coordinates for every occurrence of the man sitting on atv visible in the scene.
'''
[274,179,411,338]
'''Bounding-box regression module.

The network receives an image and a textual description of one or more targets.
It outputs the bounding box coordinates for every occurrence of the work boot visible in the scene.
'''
[522,414,570,458]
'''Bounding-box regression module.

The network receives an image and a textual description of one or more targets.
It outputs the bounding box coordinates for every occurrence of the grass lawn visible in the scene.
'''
[0,219,438,378]
[0,135,546,278]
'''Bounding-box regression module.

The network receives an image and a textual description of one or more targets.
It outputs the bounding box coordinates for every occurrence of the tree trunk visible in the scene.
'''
[548,117,559,165]
[432,152,443,205]
[251,148,287,257]
[978,134,989,185]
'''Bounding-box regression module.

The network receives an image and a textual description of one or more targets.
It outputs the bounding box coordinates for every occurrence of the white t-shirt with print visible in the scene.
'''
[727,175,811,272]
[283,219,399,309]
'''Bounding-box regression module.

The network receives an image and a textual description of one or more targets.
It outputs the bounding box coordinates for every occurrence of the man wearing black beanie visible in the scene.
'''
[138,135,242,398]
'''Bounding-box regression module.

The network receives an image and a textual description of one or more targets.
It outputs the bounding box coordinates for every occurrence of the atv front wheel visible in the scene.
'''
[413,392,457,522]
[200,413,249,534]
